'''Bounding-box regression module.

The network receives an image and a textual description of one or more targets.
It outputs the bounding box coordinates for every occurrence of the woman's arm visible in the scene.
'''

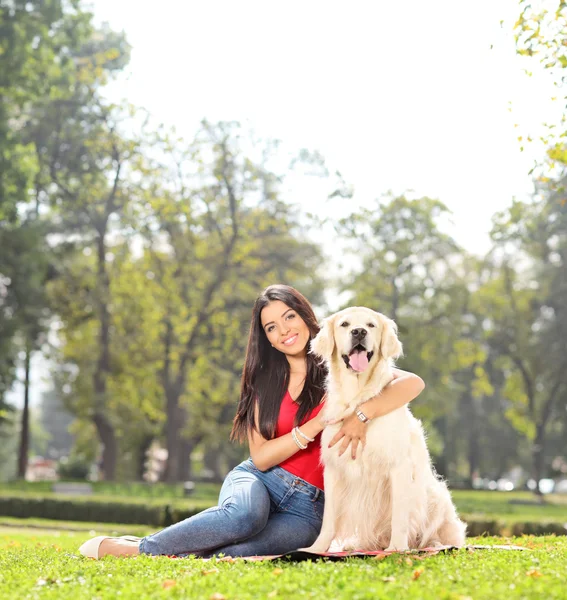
[248,406,325,472]
[328,368,425,459]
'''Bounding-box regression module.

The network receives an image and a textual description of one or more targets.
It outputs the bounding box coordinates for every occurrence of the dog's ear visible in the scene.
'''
[380,317,403,360]
[310,315,337,360]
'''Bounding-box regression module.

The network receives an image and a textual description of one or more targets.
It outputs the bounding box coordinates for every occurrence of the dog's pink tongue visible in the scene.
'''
[349,350,369,372]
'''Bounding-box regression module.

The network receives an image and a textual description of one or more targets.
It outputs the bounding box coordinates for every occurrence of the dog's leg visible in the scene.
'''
[385,458,413,552]
[299,468,339,553]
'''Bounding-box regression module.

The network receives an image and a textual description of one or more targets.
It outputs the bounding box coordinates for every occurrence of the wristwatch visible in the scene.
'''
[355,408,371,423]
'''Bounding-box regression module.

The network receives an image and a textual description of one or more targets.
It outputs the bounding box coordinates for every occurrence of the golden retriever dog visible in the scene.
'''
[304,307,466,552]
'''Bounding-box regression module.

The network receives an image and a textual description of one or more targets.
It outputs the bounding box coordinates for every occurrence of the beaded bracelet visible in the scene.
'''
[291,427,308,450]
[295,427,315,443]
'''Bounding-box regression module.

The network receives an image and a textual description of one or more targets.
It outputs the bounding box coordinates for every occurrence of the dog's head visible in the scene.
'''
[311,307,403,373]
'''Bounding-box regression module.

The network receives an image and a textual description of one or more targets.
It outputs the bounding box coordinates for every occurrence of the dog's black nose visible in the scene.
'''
[351,328,367,340]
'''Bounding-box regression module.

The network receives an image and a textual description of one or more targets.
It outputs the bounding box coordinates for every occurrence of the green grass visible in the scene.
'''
[452,490,567,523]
[0,528,566,599]
[0,517,154,535]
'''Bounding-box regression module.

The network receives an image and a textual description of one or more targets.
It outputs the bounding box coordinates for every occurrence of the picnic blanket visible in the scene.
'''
[215,544,528,562]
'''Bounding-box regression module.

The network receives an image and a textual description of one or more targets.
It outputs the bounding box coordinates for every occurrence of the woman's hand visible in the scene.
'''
[327,412,367,459]
[325,369,425,460]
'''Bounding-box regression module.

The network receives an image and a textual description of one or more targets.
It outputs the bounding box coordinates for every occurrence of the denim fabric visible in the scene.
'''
[138,458,324,558]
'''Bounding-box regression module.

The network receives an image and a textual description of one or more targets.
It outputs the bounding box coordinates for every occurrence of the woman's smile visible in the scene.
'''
[282,334,298,346]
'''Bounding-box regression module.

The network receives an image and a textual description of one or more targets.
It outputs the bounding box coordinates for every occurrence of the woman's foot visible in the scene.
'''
[79,535,141,559]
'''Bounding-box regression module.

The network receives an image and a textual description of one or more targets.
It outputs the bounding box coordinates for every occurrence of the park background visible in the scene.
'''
[1,0,567,534]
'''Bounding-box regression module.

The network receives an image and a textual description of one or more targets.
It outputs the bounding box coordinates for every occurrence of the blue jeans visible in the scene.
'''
[139,458,324,557]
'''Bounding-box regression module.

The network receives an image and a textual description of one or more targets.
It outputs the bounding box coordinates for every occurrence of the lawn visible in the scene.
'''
[0,527,566,600]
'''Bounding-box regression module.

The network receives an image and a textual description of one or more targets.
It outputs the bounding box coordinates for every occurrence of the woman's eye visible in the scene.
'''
[267,326,275,333]
[340,321,349,327]
[287,313,296,320]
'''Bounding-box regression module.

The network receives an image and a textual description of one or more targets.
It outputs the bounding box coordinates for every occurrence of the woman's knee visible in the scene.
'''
[222,500,269,538]
[221,477,270,538]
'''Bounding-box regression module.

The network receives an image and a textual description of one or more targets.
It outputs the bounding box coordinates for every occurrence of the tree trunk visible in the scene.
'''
[163,389,181,482]
[532,424,546,499]
[92,233,117,480]
[463,392,480,488]
[432,416,448,477]
[17,346,31,479]
[93,412,117,481]
[176,439,194,482]
[137,435,154,481]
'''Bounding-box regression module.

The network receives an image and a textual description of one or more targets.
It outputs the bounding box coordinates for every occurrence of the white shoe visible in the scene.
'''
[79,535,141,559]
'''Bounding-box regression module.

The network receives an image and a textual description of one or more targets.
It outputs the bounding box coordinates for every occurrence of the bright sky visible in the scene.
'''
[8,0,561,408]
[92,0,559,253]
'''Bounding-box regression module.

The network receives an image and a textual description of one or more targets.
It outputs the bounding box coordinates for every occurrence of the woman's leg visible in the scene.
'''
[139,467,271,556]
[205,512,320,558]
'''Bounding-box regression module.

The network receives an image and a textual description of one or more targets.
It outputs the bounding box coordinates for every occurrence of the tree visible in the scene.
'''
[335,195,486,473]
[0,0,97,476]
[486,190,567,494]
[133,123,327,481]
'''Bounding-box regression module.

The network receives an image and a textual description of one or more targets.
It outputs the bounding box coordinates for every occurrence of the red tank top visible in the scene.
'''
[275,390,325,490]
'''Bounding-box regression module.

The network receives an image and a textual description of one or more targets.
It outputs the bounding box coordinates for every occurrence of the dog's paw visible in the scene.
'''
[385,544,410,553]
[298,544,329,554]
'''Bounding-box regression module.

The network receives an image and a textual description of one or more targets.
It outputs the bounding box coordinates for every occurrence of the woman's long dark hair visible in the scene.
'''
[231,284,327,443]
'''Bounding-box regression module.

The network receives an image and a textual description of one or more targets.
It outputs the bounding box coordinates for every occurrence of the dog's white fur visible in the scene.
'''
[304,307,466,552]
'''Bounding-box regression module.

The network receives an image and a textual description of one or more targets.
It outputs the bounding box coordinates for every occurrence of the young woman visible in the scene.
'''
[79,284,425,559]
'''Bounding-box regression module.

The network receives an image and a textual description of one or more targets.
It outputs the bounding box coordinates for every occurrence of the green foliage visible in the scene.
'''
[486,181,567,482]
[57,455,91,480]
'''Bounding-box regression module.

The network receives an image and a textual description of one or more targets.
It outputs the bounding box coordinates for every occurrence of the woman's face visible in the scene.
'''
[260,300,311,358]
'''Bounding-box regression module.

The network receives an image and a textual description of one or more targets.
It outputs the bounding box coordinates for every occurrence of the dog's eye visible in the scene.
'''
[340,321,349,327]
[368,323,376,328]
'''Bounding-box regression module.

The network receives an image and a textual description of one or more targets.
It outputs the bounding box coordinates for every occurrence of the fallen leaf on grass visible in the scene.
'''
[202,568,219,576]
[382,576,396,582]
[209,594,226,600]
[161,580,177,589]
[404,557,413,566]
[526,569,543,578]
[372,554,387,561]
[412,567,425,580]
[272,568,283,575]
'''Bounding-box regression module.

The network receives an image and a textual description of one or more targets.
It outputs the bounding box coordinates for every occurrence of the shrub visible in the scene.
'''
[57,455,91,480]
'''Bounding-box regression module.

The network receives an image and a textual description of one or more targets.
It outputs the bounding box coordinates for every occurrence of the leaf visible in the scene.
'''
[412,567,425,580]
[202,568,219,576]
[162,580,177,589]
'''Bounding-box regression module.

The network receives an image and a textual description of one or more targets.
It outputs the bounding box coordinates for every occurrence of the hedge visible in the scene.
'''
[1,495,566,536]
[0,496,204,527]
